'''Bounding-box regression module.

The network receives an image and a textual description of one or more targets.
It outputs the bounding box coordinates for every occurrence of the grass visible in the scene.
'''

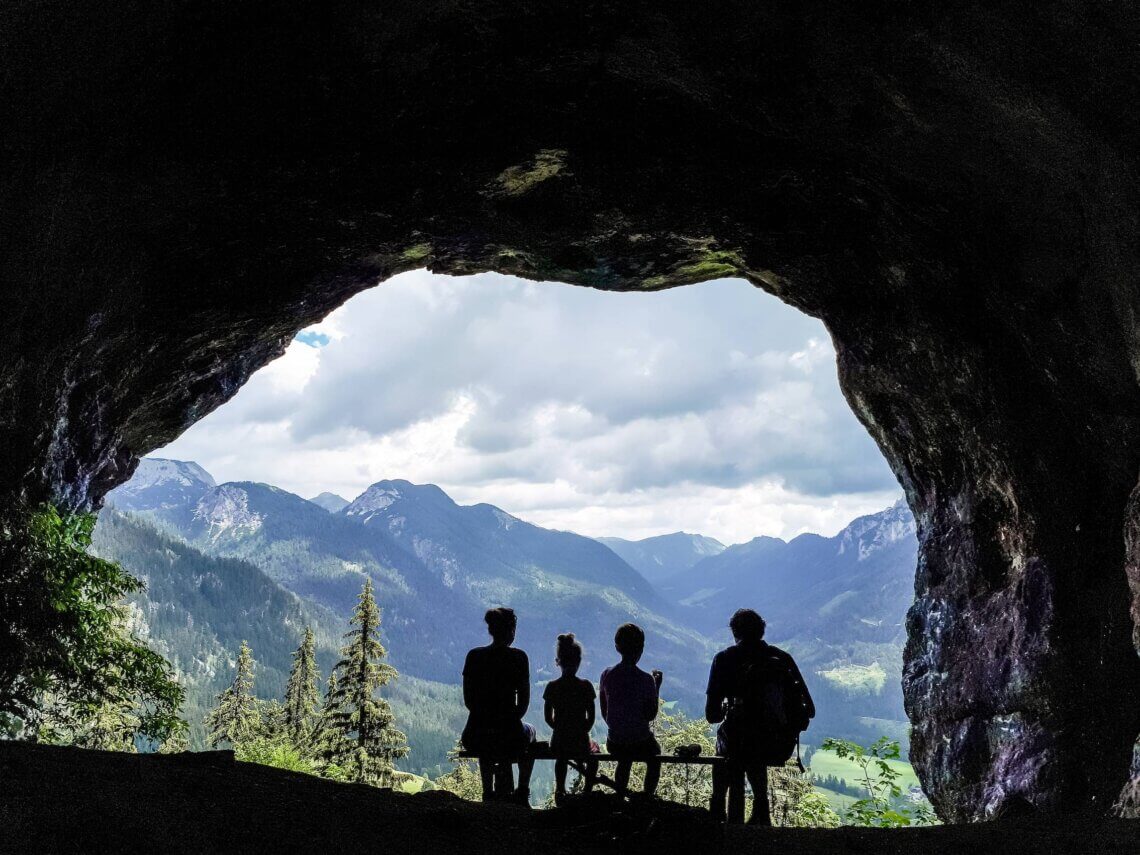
[397,774,432,794]
[808,747,921,791]
[816,663,887,696]
[813,785,860,814]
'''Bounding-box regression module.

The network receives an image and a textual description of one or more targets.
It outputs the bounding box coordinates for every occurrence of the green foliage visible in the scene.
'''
[0,503,185,746]
[768,763,841,828]
[615,705,838,827]
[821,737,937,827]
[316,580,409,786]
[234,735,317,774]
[617,704,717,807]
[282,627,321,746]
[90,509,344,749]
[433,742,485,801]
[205,641,259,747]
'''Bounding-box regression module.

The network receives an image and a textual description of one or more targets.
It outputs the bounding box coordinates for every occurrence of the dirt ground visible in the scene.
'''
[0,742,1134,854]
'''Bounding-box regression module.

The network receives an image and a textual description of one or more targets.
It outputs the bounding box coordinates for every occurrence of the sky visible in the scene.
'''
[155,271,902,544]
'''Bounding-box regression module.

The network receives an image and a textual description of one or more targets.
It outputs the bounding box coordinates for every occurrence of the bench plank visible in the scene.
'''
[457,750,722,766]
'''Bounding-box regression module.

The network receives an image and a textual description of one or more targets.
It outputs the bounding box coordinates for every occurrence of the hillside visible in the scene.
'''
[105,461,717,707]
[659,502,917,743]
[597,532,726,586]
[91,509,466,774]
[102,458,921,752]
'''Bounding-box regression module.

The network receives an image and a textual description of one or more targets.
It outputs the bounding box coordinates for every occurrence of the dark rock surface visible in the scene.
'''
[2,742,1138,854]
[3,0,1140,821]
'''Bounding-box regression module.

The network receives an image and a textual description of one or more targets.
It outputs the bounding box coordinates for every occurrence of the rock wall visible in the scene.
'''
[2,0,1139,819]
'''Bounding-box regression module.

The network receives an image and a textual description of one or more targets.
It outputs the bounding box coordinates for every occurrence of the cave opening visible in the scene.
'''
[99,269,915,808]
[5,0,1140,828]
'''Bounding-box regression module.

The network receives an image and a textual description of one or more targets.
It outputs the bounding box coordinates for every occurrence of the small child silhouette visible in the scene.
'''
[543,633,599,803]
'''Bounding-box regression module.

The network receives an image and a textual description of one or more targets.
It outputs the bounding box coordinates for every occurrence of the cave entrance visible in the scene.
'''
[99,270,916,808]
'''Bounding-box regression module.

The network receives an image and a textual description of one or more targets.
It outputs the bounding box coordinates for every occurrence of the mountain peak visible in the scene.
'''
[836,499,915,560]
[106,457,216,512]
[344,479,455,520]
[308,492,350,513]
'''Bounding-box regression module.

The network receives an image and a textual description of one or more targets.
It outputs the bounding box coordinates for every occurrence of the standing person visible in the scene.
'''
[461,607,536,804]
[599,623,663,798]
[705,608,814,825]
[543,633,599,804]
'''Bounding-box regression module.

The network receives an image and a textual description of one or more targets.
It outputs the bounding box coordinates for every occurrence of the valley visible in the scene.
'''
[96,458,917,784]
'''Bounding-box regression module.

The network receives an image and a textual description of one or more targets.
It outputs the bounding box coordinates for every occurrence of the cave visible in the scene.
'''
[3,0,1140,823]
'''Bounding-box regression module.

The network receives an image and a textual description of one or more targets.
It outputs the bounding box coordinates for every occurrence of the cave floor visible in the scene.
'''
[0,742,1133,854]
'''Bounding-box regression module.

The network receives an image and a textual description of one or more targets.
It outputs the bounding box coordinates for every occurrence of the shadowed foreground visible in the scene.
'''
[0,743,1133,854]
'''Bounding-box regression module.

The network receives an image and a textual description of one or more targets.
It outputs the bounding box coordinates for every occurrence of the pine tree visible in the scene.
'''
[282,627,320,747]
[204,640,258,748]
[318,579,408,786]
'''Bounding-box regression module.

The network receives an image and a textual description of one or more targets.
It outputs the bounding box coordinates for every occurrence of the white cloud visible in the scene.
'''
[156,271,901,543]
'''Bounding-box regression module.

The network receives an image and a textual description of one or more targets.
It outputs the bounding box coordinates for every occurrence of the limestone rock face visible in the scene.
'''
[3,0,1140,819]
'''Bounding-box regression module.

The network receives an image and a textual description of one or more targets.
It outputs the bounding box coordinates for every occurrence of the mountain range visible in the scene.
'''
[97,458,916,770]
[597,532,726,586]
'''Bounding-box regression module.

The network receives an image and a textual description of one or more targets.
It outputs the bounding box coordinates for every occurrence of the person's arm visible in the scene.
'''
[515,652,531,719]
[585,694,596,731]
[544,698,556,730]
[462,651,476,711]
[598,671,609,723]
[645,671,661,722]
[788,656,815,719]
[705,654,726,724]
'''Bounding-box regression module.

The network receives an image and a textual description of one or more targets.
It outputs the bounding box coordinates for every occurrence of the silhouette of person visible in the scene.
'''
[461,607,536,803]
[705,608,814,825]
[599,623,662,797]
[543,633,599,803]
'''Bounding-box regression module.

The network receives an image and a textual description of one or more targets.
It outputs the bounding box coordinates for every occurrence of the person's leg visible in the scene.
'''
[745,764,771,826]
[614,759,633,794]
[555,759,568,799]
[478,758,495,802]
[514,723,536,802]
[710,761,729,820]
[727,762,746,823]
[585,758,598,793]
[494,761,514,798]
[643,759,661,797]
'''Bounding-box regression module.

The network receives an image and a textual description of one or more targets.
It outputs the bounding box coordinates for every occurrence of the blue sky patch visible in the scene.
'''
[295,330,330,348]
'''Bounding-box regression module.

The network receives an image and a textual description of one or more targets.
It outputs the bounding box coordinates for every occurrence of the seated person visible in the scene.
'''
[461,606,536,803]
[543,633,599,803]
[599,623,663,797]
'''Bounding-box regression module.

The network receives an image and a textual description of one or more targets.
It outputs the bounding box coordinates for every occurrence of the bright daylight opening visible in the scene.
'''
[94,271,924,816]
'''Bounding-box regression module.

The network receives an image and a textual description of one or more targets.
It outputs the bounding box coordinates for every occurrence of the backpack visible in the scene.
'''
[722,643,813,766]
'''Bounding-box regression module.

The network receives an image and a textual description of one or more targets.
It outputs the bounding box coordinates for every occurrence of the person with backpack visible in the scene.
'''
[704,608,814,825]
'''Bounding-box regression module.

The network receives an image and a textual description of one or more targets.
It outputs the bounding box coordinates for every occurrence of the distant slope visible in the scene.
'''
[107,463,717,706]
[597,532,725,585]
[91,508,465,774]
[308,492,350,513]
[91,508,343,746]
[663,501,917,744]
[106,458,918,749]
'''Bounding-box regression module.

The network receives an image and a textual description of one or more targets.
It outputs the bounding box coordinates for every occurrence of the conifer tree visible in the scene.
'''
[205,640,258,748]
[318,579,408,786]
[282,627,320,747]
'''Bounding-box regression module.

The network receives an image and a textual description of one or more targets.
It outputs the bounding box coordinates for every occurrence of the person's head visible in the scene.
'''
[555,633,583,676]
[614,622,645,663]
[729,608,766,644]
[485,607,517,645]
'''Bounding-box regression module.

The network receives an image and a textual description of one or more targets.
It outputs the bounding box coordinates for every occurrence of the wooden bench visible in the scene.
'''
[457,748,724,800]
